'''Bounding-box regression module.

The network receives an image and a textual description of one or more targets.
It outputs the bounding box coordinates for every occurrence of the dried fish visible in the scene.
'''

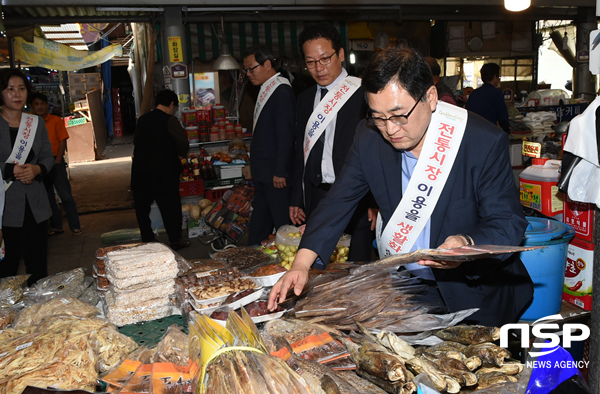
[292,355,361,394]
[476,372,518,389]
[336,336,407,383]
[336,371,387,394]
[434,325,500,345]
[465,343,511,368]
[355,369,406,394]
[475,362,523,376]
[376,331,416,360]
[420,341,468,354]
[322,374,342,394]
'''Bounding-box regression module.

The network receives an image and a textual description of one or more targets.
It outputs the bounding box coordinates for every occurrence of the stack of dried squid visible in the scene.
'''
[294,269,432,331]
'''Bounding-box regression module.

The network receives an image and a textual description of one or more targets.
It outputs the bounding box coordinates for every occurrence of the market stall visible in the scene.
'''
[0,238,588,394]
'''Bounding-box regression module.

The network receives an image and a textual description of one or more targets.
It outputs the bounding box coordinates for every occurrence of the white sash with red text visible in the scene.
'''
[376,101,468,258]
[302,76,361,166]
[4,113,38,191]
[252,73,291,131]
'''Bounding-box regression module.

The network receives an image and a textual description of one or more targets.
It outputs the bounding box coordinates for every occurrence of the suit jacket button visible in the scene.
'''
[317,174,320,178]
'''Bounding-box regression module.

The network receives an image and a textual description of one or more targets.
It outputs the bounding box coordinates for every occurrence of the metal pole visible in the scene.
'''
[7,37,16,68]
[162,6,191,119]
[574,7,597,101]
[589,207,600,393]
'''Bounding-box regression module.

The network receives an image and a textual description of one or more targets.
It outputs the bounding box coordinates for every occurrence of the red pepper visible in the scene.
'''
[567,281,583,292]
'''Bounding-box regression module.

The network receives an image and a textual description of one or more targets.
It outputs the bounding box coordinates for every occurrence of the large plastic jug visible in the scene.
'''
[181,107,197,125]
[519,158,564,220]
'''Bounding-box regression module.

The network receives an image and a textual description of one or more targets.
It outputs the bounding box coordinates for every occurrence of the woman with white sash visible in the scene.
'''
[0,68,54,286]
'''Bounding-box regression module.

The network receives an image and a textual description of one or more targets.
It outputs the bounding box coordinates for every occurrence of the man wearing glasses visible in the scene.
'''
[242,45,296,246]
[290,22,375,264]
[269,47,533,326]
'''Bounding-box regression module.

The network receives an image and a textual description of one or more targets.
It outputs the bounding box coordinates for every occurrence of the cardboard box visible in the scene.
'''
[564,195,596,243]
[562,237,594,310]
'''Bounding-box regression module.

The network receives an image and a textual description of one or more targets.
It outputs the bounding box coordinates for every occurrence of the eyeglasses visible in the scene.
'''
[242,64,260,74]
[305,51,338,69]
[367,94,424,128]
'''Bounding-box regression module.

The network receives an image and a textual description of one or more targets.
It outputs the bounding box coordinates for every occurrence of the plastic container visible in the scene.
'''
[251,272,286,287]
[210,128,220,142]
[519,158,564,221]
[225,123,235,140]
[234,124,243,138]
[199,125,210,142]
[212,103,226,120]
[518,217,575,321]
[222,287,264,310]
[218,126,227,141]
[197,108,210,123]
[185,125,199,143]
[182,107,197,125]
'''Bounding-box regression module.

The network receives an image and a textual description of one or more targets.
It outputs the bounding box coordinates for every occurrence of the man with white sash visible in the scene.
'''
[290,23,375,263]
[243,45,296,245]
[270,47,534,326]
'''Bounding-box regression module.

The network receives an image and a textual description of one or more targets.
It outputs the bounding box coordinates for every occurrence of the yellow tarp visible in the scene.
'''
[14,36,122,71]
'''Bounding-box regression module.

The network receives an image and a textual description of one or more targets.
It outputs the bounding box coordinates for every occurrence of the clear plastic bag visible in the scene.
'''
[108,279,176,307]
[13,297,99,328]
[155,324,189,366]
[0,275,29,308]
[95,325,139,373]
[23,268,87,303]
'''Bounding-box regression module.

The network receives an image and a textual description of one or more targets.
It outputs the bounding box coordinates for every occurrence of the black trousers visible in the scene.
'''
[132,169,183,244]
[248,180,291,245]
[307,183,374,262]
[0,201,48,286]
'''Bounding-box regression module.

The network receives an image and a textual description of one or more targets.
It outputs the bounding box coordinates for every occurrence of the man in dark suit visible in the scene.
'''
[244,46,296,245]
[270,47,533,326]
[131,90,190,251]
[465,63,511,134]
[290,23,374,263]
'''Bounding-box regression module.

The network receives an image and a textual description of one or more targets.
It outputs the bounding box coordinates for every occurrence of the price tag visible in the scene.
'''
[16,341,33,351]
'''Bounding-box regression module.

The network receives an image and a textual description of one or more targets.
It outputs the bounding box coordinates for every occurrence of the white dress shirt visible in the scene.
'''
[313,68,349,184]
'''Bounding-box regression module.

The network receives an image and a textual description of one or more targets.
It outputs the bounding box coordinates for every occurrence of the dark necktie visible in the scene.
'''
[318,88,328,143]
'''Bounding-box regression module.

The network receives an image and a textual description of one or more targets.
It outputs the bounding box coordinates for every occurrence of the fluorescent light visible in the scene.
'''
[40,24,80,32]
[505,0,531,12]
[96,7,163,12]
[349,52,356,64]
[54,39,86,44]
[45,33,83,39]
[70,45,90,51]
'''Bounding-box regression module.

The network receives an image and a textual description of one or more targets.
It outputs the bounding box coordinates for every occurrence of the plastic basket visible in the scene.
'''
[205,188,227,202]
[68,117,87,127]
[203,177,244,189]
[117,314,187,347]
[179,179,204,197]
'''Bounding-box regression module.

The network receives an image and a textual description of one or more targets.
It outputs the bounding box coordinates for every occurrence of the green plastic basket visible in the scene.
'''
[118,314,188,347]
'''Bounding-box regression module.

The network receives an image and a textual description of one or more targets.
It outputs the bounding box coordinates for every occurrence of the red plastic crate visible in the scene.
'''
[205,188,227,202]
[179,179,204,197]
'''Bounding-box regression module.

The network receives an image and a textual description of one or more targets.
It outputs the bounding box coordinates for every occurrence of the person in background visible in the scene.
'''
[30,92,82,236]
[465,63,511,134]
[269,47,533,326]
[425,56,457,106]
[0,68,54,285]
[131,90,190,251]
[243,45,296,245]
[289,22,375,263]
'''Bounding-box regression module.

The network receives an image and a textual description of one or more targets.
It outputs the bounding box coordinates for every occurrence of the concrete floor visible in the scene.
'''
[19,136,218,278]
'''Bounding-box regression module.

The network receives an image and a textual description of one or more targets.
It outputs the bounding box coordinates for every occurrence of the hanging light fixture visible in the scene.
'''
[562,31,569,50]
[213,16,240,70]
[504,0,530,12]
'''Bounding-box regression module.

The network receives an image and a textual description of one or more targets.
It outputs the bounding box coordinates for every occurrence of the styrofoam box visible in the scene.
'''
[215,165,244,179]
